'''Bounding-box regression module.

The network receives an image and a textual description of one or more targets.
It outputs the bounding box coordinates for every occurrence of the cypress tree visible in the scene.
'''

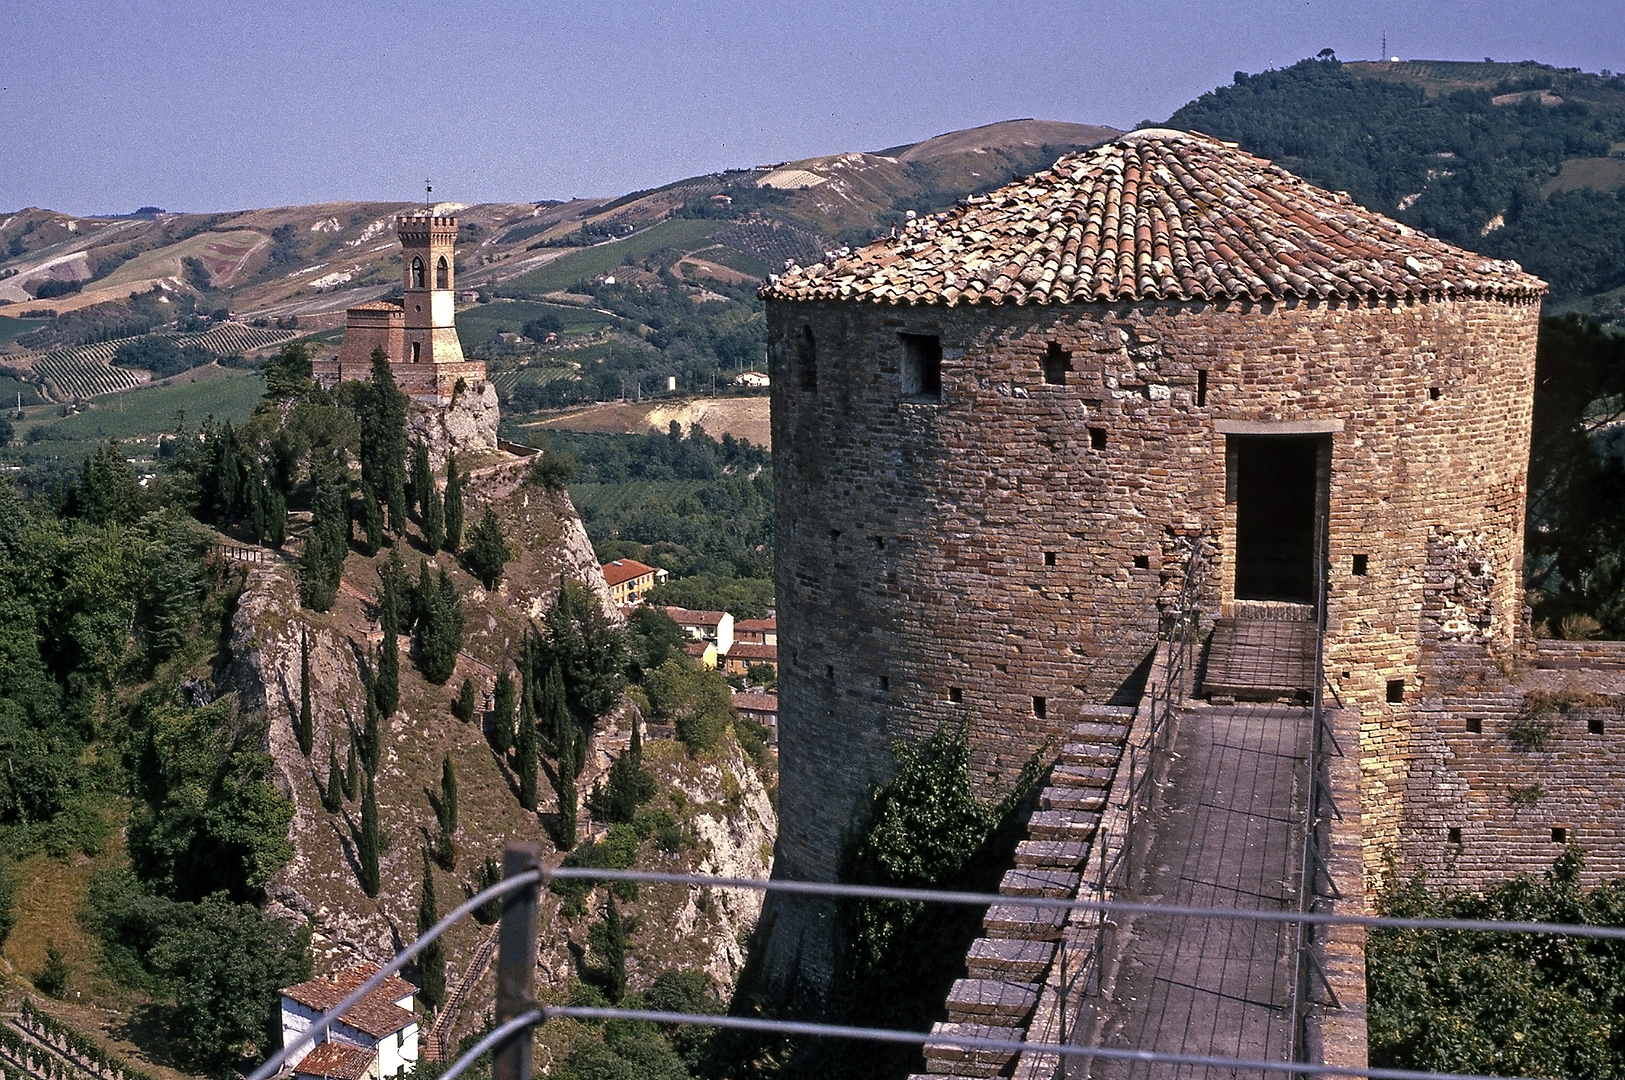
[377,580,401,720]
[345,736,360,801]
[297,627,313,756]
[323,743,344,813]
[599,895,626,1001]
[361,656,382,778]
[416,849,446,1008]
[517,674,538,811]
[542,661,583,779]
[465,508,511,590]
[358,773,380,898]
[440,753,458,833]
[360,481,384,557]
[453,678,477,723]
[491,670,515,755]
[411,440,433,522]
[299,476,347,611]
[361,348,409,535]
[416,568,463,685]
[265,484,287,548]
[555,759,576,852]
[422,480,445,554]
[443,453,464,551]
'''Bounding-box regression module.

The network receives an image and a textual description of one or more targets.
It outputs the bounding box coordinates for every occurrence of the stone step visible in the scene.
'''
[1060,743,1123,768]
[1014,839,1091,870]
[1027,810,1101,842]
[966,937,1056,981]
[999,867,1082,898]
[1050,763,1116,787]
[944,978,1041,1023]
[925,1022,1021,1077]
[1041,788,1107,813]
[984,899,1069,940]
[1076,705,1135,721]
[1069,720,1131,741]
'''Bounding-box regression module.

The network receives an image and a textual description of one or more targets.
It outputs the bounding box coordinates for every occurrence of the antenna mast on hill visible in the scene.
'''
[425,180,433,213]
[1381,31,1386,60]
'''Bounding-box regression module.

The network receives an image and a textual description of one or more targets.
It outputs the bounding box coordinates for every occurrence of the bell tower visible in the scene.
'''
[396,214,465,368]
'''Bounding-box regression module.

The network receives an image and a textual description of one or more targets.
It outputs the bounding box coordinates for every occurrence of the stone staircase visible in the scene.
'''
[915,705,1134,1079]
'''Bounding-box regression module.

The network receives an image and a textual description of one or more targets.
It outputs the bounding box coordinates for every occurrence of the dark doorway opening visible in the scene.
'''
[1232,435,1323,603]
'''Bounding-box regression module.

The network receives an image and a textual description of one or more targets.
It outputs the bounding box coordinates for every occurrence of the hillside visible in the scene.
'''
[1167,55,1625,320]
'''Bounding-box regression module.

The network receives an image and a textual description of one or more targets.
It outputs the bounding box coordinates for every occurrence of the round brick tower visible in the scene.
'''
[754,128,1545,997]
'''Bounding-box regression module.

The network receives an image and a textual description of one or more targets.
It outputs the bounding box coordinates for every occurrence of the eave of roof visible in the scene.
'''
[761,128,1545,307]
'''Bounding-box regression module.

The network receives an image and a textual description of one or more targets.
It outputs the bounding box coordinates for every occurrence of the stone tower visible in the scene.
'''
[316,212,500,463]
[754,128,1549,999]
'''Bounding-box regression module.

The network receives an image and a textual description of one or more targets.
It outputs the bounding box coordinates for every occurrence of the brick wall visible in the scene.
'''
[765,292,1539,906]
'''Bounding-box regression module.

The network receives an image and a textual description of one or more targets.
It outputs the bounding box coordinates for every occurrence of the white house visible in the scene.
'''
[280,964,419,1080]
[665,606,734,656]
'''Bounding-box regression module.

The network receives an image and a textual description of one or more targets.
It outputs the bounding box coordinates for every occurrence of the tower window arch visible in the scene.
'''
[411,257,425,289]
[436,256,449,289]
[411,341,421,362]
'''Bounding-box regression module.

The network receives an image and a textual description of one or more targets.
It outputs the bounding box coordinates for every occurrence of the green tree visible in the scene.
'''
[465,508,511,589]
[438,752,458,834]
[422,476,445,553]
[263,341,313,399]
[416,568,463,685]
[410,440,433,523]
[297,627,313,756]
[628,606,687,679]
[359,349,409,534]
[345,737,360,801]
[517,669,538,812]
[146,893,311,1071]
[298,474,348,611]
[599,720,653,824]
[376,580,401,720]
[35,942,69,998]
[443,453,464,551]
[555,764,576,852]
[127,699,295,902]
[645,659,734,752]
[359,480,385,556]
[544,579,628,729]
[591,895,627,1002]
[416,850,446,1009]
[453,677,477,723]
[358,772,380,897]
[360,677,381,779]
[491,669,516,755]
[323,742,344,813]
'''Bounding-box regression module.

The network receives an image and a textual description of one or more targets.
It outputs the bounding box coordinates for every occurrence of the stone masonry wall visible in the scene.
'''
[765,293,1539,917]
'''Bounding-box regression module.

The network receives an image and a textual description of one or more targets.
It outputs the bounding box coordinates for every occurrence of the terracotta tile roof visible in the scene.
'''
[727,643,778,662]
[294,1043,376,1080]
[736,617,777,632]
[734,691,779,713]
[602,559,659,588]
[666,607,727,626]
[281,964,416,1038]
[762,128,1546,306]
[683,641,714,658]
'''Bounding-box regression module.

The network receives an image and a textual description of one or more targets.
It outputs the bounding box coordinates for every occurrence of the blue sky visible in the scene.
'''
[4,0,1621,214]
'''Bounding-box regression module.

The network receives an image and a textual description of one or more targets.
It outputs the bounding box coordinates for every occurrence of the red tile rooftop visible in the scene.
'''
[601,558,659,588]
[727,643,778,661]
[762,128,1545,307]
[734,691,779,712]
[281,964,416,1038]
[666,607,728,625]
[294,1042,376,1080]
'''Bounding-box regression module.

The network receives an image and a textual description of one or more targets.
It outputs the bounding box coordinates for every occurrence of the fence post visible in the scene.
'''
[494,842,542,1080]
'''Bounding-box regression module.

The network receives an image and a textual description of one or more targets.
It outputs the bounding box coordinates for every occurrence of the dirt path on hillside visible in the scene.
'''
[526,395,771,448]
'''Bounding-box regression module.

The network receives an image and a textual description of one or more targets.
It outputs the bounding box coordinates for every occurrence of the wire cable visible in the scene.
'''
[549,864,1625,942]
[434,1010,545,1080]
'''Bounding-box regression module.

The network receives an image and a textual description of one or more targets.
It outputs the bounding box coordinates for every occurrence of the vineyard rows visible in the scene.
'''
[15,322,297,401]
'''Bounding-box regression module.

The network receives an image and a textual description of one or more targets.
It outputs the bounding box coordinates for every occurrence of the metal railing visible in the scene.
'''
[248,854,1625,1080]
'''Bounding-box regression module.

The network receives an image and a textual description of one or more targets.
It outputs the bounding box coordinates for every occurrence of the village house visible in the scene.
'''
[601,558,667,606]
[723,641,778,678]
[733,689,779,743]
[665,606,734,656]
[733,616,777,646]
[684,639,718,670]
[280,964,419,1080]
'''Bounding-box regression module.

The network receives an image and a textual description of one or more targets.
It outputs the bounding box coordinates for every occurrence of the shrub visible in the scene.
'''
[464,508,512,589]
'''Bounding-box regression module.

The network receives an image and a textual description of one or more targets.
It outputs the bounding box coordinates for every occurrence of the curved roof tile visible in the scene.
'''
[762,129,1545,306]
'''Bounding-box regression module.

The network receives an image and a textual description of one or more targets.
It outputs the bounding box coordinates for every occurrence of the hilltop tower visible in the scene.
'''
[755,128,1562,1000]
[316,213,499,462]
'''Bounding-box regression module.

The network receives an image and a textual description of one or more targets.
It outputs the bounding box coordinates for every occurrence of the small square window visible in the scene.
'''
[1448,827,1462,845]
[1133,555,1150,570]
[829,529,841,542]
[1552,826,1568,844]
[1352,554,1369,576]
[879,675,889,692]
[1386,679,1405,704]
[873,536,885,549]
[1044,551,1057,566]
[1196,369,1208,407]
[1428,386,1442,401]
[948,686,963,704]
[1089,427,1107,451]
[1032,696,1047,719]
[825,664,835,681]
[1041,342,1072,385]
[1466,717,1482,734]
[899,333,943,401]
[1589,716,1604,735]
